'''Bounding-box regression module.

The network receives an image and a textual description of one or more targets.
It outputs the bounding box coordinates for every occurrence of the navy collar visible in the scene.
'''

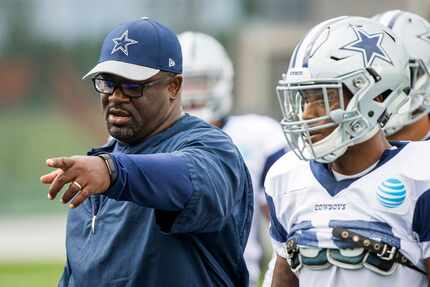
[309,141,408,197]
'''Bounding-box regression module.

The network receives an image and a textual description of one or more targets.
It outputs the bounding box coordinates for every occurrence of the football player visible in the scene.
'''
[178,31,287,286]
[374,10,430,141]
[266,16,430,287]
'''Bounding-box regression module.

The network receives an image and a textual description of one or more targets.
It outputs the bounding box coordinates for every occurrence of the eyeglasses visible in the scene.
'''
[92,76,173,98]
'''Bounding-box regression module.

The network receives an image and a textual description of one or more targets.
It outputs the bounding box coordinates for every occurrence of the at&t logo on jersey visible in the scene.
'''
[377,178,406,208]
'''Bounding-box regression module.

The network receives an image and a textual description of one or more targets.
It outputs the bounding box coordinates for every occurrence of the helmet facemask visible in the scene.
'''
[277,69,400,163]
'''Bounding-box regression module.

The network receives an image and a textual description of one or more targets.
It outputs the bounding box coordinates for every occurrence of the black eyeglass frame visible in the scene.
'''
[91,76,175,98]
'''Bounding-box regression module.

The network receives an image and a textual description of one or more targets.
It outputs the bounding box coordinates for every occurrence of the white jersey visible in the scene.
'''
[223,114,285,192]
[222,114,285,285]
[265,141,430,287]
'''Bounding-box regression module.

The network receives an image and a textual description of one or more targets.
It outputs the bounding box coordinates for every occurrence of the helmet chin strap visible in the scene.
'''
[304,126,348,163]
[354,125,379,145]
[306,124,380,164]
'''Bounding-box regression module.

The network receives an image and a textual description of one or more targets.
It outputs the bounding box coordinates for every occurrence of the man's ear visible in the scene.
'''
[168,75,183,101]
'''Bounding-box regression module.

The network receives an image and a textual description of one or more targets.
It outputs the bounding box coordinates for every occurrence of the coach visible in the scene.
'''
[40,17,253,287]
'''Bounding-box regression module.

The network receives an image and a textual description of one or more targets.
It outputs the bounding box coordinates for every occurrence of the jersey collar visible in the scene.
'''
[309,141,408,197]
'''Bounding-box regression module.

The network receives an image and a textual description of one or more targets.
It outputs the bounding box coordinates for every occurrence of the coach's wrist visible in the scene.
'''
[97,153,118,186]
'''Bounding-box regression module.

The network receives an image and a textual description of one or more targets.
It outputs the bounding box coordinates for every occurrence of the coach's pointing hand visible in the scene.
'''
[40,156,110,208]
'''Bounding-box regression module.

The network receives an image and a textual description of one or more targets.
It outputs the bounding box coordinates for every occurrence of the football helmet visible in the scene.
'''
[178,32,233,122]
[277,16,410,163]
[374,10,430,136]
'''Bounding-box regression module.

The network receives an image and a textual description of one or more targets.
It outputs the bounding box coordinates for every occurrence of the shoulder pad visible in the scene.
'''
[264,151,307,196]
[397,141,430,181]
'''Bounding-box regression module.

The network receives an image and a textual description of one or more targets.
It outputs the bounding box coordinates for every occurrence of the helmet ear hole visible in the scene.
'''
[402,87,411,95]
[375,89,393,103]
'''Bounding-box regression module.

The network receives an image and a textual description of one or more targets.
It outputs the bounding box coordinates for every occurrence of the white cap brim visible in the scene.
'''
[82,60,160,81]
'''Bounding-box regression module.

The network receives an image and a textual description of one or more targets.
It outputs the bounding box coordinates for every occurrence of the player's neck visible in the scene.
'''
[329,130,391,176]
[210,117,228,129]
[210,119,223,128]
[387,115,430,141]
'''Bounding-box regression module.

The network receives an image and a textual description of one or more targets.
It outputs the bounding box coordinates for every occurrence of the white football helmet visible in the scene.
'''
[277,16,410,163]
[374,11,430,136]
[178,31,233,122]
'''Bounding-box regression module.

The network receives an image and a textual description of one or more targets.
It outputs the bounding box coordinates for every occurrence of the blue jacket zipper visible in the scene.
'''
[91,196,101,234]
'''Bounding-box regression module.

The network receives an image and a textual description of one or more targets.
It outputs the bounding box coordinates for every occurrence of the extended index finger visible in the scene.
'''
[46,157,75,170]
[40,168,63,184]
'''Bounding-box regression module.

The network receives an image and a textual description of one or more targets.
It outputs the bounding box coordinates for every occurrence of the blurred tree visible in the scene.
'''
[243,0,310,22]
[1,0,35,56]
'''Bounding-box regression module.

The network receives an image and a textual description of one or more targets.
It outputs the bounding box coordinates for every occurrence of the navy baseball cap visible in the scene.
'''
[83,17,182,81]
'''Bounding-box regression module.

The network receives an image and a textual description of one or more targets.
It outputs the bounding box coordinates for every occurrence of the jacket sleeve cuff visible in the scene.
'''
[103,154,126,200]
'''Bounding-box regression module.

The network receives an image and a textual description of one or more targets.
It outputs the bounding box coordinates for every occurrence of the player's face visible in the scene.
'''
[99,72,177,144]
[301,87,351,143]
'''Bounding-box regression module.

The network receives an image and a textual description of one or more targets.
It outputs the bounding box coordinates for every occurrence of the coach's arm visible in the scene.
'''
[100,135,252,234]
[41,131,252,234]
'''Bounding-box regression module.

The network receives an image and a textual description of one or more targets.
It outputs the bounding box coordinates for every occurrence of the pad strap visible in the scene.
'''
[332,227,426,275]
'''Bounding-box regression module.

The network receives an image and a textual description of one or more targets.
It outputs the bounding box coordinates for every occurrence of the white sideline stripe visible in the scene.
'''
[0,215,66,261]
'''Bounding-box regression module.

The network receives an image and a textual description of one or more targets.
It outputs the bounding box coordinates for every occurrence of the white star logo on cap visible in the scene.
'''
[111,30,138,56]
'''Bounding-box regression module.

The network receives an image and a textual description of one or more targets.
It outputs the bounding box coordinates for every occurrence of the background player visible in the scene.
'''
[266,16,430,287]
[374,10,430,141]
[178,31,286,286]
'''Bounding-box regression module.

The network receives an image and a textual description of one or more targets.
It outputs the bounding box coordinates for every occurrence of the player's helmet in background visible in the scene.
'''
[374,10,430,136]
[178,32,234,122]
[277,16,410,163]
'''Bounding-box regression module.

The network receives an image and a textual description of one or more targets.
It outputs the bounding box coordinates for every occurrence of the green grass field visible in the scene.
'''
[0,261,267,286]
[0,109,89,286]
[0,262,64,287]
[0,109,99,216]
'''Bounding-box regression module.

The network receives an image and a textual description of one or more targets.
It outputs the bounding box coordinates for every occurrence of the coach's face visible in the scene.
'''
[99,72,182,144]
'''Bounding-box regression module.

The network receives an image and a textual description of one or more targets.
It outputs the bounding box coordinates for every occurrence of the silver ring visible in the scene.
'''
[72,181,82,190]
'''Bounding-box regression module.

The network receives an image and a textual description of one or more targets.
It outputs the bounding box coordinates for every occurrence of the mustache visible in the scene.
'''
[107,106,132,117]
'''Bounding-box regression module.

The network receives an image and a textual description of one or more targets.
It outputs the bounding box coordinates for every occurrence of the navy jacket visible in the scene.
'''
[59,114,253,287]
